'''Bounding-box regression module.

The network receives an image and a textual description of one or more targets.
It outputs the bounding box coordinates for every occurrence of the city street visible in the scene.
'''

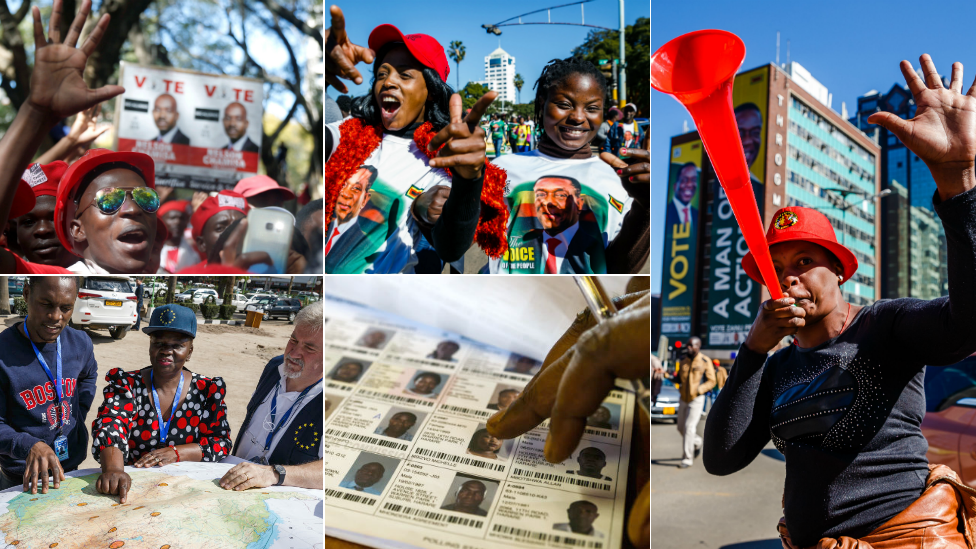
[652,417,786,549]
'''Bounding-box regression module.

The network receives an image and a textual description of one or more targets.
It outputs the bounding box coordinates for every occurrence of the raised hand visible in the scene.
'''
[427,92,497,180]
[868,55,976,200]
[323,5,375,93]
[28,0,124,122]
[68,103,110,146]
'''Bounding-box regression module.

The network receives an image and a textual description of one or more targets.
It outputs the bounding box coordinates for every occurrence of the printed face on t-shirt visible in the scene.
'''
[335,167,375,224]
[534,177,582,233]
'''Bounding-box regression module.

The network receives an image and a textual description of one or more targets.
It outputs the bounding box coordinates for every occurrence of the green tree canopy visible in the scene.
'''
[572,16,649,116]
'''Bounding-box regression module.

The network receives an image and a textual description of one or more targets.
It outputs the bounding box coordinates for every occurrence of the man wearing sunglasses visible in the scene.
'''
[52,150,159,274]
[0,0,123,274]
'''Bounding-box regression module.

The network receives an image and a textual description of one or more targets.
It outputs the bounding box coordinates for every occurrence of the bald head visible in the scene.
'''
[223,102,249,141]
[153,94,179,133]
[687,337,702,357]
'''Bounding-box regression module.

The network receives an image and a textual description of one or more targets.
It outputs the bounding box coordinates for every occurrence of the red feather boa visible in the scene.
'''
[323,117,509,259]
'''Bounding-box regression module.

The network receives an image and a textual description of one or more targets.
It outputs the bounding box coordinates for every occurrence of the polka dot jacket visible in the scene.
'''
[91,367,232,464]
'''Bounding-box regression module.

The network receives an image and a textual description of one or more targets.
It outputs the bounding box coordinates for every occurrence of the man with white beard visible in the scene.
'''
[219,301,324,490]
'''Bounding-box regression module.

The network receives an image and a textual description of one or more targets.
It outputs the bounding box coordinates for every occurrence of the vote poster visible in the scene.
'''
[659,137,703,341]
[113,63,264,191]
[706,65,769,348]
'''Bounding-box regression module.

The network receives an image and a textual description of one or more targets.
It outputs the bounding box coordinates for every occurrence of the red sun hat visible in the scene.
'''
[368,24,450,82]
[158,199,190,218]
[233,175,296,202]
[190,190,250,242]
[22,161,68,200]
[54,149,155,256]
[742,206,858,286]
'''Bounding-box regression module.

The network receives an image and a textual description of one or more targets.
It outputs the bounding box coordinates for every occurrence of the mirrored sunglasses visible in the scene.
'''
[76,187,160,218]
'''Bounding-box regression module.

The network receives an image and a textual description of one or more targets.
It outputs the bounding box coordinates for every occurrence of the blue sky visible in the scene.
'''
[651,0,976,293]
[325,0,649,102]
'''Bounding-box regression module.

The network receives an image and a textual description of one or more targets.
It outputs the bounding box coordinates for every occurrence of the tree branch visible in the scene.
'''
[0,0,30,107]
[252,0,321,48]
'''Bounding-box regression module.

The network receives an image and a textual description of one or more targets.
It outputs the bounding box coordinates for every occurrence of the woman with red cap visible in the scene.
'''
[704,55,976,549]
[156,199,195,274]
[0,0,119,274]
[322,7,507,273]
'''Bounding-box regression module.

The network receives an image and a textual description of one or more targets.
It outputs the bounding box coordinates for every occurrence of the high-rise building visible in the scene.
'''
[659,63,881,359]
[850,80,950,299]
[483,48,516,104]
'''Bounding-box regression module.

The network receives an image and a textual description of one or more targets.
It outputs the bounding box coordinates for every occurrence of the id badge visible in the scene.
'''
[53,435,69,461]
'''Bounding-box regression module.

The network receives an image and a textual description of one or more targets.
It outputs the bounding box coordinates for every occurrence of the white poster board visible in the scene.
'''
[113,63,265,191]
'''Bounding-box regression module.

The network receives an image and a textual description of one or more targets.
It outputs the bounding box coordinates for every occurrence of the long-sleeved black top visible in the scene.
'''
[703,186,976,547]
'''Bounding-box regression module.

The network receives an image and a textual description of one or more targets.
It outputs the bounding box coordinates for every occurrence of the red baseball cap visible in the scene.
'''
[742,206,858,286]
[21,161,68,200]
[234,175,296,202]
[368,24,450,82]
[55,149,155,256]
[190,190,250,242]
[158,199,190,218]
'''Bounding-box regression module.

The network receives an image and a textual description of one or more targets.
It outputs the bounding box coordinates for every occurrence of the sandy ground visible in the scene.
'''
[1,314,300,472]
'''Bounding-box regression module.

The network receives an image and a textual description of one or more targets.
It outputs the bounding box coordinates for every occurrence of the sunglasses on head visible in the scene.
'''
[76,187,160,218]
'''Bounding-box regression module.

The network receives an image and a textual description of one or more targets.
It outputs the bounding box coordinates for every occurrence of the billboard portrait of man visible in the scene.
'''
[325,165,378,258]
[152,94,190,145]
[734,102,764,169]
[665,162,699,229]
[223,102,260,152]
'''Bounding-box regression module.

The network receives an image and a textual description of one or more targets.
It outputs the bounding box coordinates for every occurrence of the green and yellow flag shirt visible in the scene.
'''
[488,150,631,274]
[324,120,453,274]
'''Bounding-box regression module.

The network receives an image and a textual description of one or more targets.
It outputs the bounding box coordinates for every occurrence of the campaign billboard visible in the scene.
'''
[706,65,769,348]
[113,63,264,191]
[659,137,703,342]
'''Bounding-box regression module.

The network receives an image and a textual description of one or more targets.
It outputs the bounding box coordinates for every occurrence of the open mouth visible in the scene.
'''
[117,226,147,244]
[558,125,588,140]
[380,94,401,114]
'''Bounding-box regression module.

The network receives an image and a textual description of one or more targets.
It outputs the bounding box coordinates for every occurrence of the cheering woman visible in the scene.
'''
[704,55,976,548]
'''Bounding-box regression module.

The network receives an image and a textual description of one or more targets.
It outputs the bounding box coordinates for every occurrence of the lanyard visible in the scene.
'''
[151,370,185,445]
[263,378,322,452]
[22,316,63,432]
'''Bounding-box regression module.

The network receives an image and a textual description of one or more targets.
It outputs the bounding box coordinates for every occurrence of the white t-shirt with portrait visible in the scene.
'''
[325,121,452,274]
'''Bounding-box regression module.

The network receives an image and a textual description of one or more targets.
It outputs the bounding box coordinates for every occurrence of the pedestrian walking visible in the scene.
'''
[675,336,714,468]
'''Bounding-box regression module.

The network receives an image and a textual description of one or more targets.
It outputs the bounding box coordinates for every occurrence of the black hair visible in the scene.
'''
[578,447,606,459]
[349,42,454,132]
[414,372,442,384]
[295,199,324,237]
[532,56,608,130]
[391,411,418,422]
[498,388,519,396]
[25,276,79,293]
[734,102,763,121]
[535,174,583,195]
[468,428,496,451]
[73,162,148,205]
[336,95,352,112]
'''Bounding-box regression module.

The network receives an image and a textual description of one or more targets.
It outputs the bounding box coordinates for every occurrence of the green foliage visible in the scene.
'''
[460,82,491,111]
[513,73,524,104]
[448,41,466,90]
[219,304,236,320]
[571,17,650,115]
[13,297,27,317]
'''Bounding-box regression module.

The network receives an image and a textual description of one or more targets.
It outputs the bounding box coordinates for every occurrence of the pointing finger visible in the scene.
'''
[449,93,463,125]
[464,91,497,132]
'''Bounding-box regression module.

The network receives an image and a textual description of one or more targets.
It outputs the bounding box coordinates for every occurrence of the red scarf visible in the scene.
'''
[323,117,509,259]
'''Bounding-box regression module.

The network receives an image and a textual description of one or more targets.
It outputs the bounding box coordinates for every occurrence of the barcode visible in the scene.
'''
[439,405,492,418]
[414,448,506,472]
[359,389,435,408]
[382,502,483,528]
[491,524,604,548]
[325,488,376,505]
[325,429,409,452]
[511,468,610,491]
[584,428,619,439]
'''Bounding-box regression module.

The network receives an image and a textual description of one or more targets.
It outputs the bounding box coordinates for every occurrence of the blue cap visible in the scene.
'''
[143,304,197,338]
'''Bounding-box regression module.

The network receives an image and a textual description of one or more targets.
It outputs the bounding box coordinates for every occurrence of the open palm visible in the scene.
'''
[27,0,123,121]
[868,55,976,167]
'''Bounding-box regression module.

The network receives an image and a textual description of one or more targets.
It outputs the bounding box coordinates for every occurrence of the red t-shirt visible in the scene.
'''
[11,252,72,274]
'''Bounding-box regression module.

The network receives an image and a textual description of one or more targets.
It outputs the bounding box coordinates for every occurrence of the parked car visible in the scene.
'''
[71,276,138,339]
[922,357,976,487]
[176,288,221,305]
[229,294,249,312]
[263,298,302,322]
[245,294,276,309]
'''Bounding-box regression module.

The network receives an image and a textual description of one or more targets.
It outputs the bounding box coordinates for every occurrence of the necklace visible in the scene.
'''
[839,302,853,335]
